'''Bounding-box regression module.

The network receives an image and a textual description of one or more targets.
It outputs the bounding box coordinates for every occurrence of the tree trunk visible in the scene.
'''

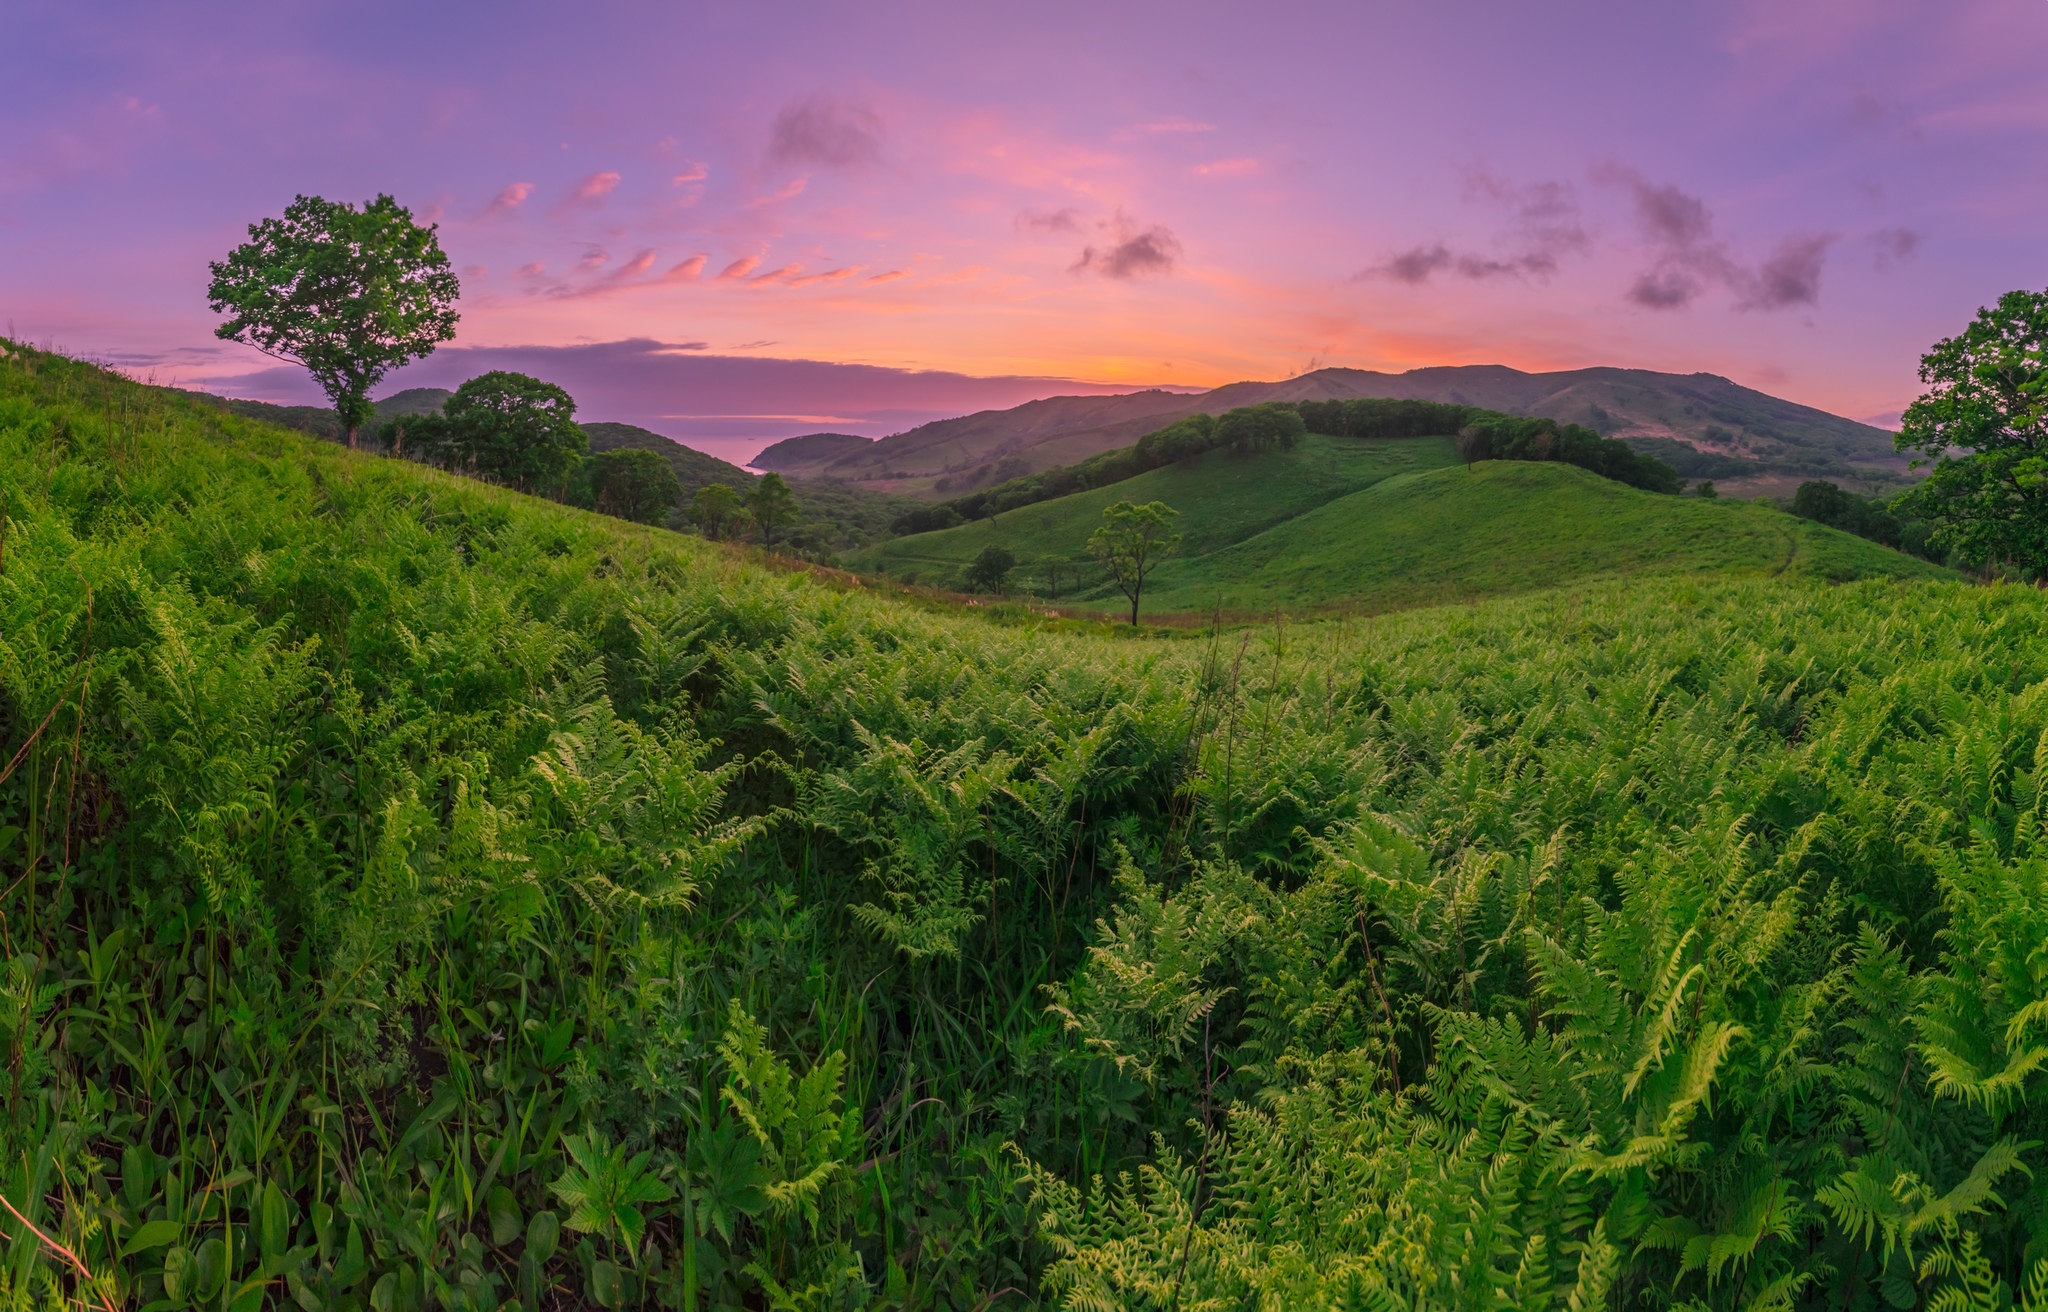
[345,424,358,451]
[1129,588,1140,626]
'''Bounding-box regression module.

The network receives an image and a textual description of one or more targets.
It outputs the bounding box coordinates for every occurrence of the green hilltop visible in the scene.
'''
[853,431,1943,616]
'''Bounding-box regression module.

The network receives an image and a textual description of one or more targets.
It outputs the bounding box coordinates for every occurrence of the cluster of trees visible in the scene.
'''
[1790,479,1940,561]
[1454,412,1685,493]
[689,474,799,549]
[1296,396,1471,439]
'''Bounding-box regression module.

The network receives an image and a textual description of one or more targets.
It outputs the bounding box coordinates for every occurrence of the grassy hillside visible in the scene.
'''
[796,364,1904,495]
[855,438,1940,614]
[853,431,1456,584]
[5,342,2046,1310]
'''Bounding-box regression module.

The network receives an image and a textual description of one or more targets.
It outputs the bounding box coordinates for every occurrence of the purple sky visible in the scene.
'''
[4,0,2044,461]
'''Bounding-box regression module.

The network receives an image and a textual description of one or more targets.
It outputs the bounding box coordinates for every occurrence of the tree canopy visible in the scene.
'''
[439,372,588,493]
[1896,286,2048,571]
[1087,500,1181,626]
[585,447,681,526]
[692,482,746,541]
[1215,402,1305,454]
[746,472,800,551]
[964,544,1016,594]
[207,194,460,448]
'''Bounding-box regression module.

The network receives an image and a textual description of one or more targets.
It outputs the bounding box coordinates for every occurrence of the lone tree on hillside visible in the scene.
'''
[441,372,588,494]
[965,544,1016,594]
[693,483,746,540]
[1088,500,1181,626]
[587,448,681,525]
[1896,286,2048,571]
[747,473,800,551]
[208,195,460,449]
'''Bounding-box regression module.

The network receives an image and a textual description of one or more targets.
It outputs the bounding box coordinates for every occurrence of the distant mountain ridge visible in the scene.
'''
[750,431,873,471]
[764,365,1910,498]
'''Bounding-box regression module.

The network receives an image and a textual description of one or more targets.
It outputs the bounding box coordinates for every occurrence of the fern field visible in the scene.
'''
[2,342,2047,1310]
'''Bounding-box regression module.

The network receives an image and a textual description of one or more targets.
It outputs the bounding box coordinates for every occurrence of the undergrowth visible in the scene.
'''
[1,342,2046,1309]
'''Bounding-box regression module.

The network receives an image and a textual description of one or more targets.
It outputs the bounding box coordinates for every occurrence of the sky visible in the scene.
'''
[3,0,2045,462]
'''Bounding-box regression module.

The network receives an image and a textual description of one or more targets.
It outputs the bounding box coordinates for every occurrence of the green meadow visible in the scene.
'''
[2,344,2044,1311]
[855,433,1942,617]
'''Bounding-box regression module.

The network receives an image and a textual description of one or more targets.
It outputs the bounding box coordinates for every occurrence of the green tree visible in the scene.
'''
[1087,500,1181,626]
[964,544,1016,594]
[207,194,460,449]
[1695,479,1718,499]
[1037,553,1074,599]
[443,372,588,494]
[693,482,745,541]
[586,448,681,526]
[747,472,800,551]
[1896,287,2048,571]
[1215,402,1305,455]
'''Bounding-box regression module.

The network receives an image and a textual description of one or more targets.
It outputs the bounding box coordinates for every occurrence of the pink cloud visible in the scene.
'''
[787,266,864,288]
[672,162,708,183]
[486,181,533,214]
[613,250,657,279]
[572,171,621,201]
[1194,158,1258,178]
[862,270,907,285]
[752,176,808,205]
[746,263,804,285]
[1117,116,1215,139]
[515,261,545,277]
[577,249,608,271]
[666,254,708,280]
[715,256,761,280]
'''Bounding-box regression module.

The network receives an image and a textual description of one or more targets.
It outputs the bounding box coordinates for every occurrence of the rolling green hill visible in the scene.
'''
[854,437,1944,615]
[7,342,2047,1308]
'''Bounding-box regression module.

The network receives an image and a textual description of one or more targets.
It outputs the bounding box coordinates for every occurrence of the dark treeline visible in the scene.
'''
[1790,479,1942,562]
[1296,396,1471,439]
[1454,412,1684,493]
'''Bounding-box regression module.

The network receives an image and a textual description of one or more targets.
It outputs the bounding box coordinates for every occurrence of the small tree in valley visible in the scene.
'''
[965,544,1016,594]
[747,473,800,551]
[693,483,746,540]
[207,194,460,449]
[1088,500,1181,626]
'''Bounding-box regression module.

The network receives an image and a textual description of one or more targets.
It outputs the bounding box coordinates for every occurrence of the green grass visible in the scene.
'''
[851,431,1459,586]
[5,342,2046,1310]
[857,437,1944,617]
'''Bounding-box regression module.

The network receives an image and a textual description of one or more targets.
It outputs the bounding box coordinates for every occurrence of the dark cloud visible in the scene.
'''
[1871,226,1920,268]
[1073,220,1182,279]
[1595,164,1830,313]
[1016,207,1083,234]
[768,96,883,168]
[1375,244,1453,284]
[1742,234,1835,310]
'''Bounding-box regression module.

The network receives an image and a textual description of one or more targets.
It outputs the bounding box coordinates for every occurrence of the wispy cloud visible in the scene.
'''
[1870,226,1920,268]
[746,263,804,285]
[671,162,708,183]
[1194,157,1258,178]
[1116,116,1214,140]
[787,266,864,288]
[1016,207,1083,233]
[715,256,761,280]
[485,181,533,215]
[567,171,621,204]
[666,254,708,280]
[1361,172,1588,285]
[863,270,907,285]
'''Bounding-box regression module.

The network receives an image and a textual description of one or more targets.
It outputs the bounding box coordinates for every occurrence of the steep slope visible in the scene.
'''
[809,364,1905,496]
[854,444,1943,616]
